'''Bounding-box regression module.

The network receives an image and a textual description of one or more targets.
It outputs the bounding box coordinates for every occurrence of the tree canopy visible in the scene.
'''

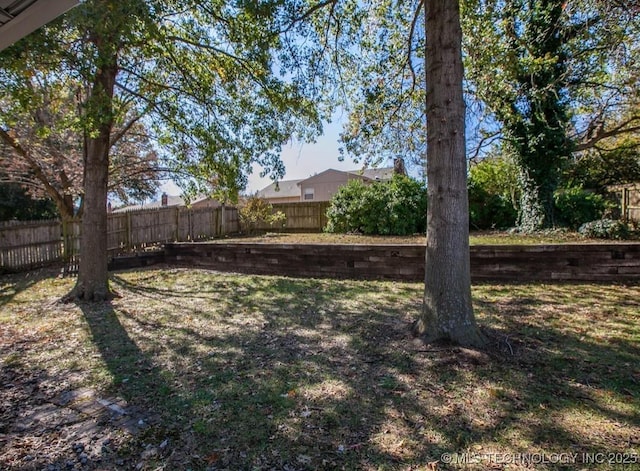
[0,0,329,300]
[463,0,639,230]
[296,0,639,231]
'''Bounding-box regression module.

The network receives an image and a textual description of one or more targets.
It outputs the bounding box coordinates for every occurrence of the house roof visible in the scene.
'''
[348,167,394,181]
[256,167,396,199]
[298,167,395,185]
[256,179,304,199]
[0,0,78,51]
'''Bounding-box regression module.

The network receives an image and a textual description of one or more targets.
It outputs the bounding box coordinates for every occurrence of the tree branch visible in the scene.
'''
[468,131,502,162]
[277,0,339,35]
[405,0,424,93]
[574,115,640,152]
[110,112,146,149]
[0,127,74,219]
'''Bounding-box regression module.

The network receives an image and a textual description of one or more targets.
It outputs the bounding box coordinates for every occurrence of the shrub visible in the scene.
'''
[468,155,519,229]
[325,179,368,234]
[554,187,607,229]
[468,180,518,229]
[239,196,286,234]
[325,175,427,235]
[578,219,630,240]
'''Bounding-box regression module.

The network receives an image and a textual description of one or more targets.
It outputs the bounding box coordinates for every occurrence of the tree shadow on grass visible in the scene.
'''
[0,267,61,307]
[73,300,200,469]
[102,270,640,469]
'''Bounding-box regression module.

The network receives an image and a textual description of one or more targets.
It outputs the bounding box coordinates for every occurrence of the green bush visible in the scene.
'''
[325,175,427,235]
[578,219,630,240]
[468,155,519,230]
[239,196,286,234]
[554,187,606,229]
[468,180,518,229]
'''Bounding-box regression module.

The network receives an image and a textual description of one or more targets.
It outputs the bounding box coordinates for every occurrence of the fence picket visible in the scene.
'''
[0,201,329,271]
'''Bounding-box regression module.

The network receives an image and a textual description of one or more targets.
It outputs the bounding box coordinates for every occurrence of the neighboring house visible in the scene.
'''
[255,179,304,204]
[256,167,395,203]
[111,193,221,213]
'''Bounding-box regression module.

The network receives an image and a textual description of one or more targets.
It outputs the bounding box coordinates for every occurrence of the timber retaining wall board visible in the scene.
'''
[161,242,640,282]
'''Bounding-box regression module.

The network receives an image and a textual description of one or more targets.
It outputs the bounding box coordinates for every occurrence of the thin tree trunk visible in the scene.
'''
[413,0,486,348]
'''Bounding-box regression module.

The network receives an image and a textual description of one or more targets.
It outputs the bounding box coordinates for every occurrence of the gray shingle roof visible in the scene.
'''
[348,167,394,181]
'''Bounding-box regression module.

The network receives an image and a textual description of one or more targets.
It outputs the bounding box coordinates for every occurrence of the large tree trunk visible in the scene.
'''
[67,51,118,301]
[412,0,486,348]
[517,163,558,232]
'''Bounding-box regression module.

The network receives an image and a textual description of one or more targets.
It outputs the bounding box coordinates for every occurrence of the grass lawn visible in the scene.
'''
[210,230,635,246]
[1,267,639,470]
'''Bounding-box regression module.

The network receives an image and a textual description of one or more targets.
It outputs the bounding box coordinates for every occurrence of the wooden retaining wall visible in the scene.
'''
[163,242,640,282]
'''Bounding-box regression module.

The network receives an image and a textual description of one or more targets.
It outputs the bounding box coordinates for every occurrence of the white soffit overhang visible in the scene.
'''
[0,0,79,52]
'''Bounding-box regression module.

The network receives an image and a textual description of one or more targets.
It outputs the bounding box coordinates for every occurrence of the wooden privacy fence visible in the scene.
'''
[106,205,240,251]
[621,185,640,223]
[0,220,65,270]
[0,201,332,272]
[0,205,241,272]
[253,201,330,232]
[608,183,640,223]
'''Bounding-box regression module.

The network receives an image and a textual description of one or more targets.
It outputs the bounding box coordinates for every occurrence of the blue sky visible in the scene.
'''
[246,119,358,192]
[160,117,405,196]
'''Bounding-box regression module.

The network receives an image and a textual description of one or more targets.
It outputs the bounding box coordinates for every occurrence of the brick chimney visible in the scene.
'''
[393,158,407,176]
[161,193,168,206]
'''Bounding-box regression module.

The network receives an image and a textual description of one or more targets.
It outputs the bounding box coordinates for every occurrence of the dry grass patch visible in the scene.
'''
[211,230,620,246]
[0,267,639,470]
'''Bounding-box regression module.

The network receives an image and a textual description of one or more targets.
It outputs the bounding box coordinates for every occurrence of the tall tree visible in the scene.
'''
[465,0,572,230]
[0,80,161,219]
[1,0,321,301]
[278,0,485,346]
[412,0,485,347]
[463,0,640,230]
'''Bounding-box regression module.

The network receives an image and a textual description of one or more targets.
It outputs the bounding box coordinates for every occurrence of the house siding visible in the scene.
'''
[298,170,367,202]
[191,198,222,209]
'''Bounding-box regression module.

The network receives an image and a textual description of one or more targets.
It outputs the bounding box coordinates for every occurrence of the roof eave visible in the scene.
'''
[0,0,79,51]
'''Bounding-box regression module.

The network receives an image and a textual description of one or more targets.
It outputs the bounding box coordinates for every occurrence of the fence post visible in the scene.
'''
[221,204,226,236]
[622,187,629,222]
[211,208,218,237]
[175,207,180,241]
[62,219,70,275]
[126,211,132,250]
[62,218,79,275]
